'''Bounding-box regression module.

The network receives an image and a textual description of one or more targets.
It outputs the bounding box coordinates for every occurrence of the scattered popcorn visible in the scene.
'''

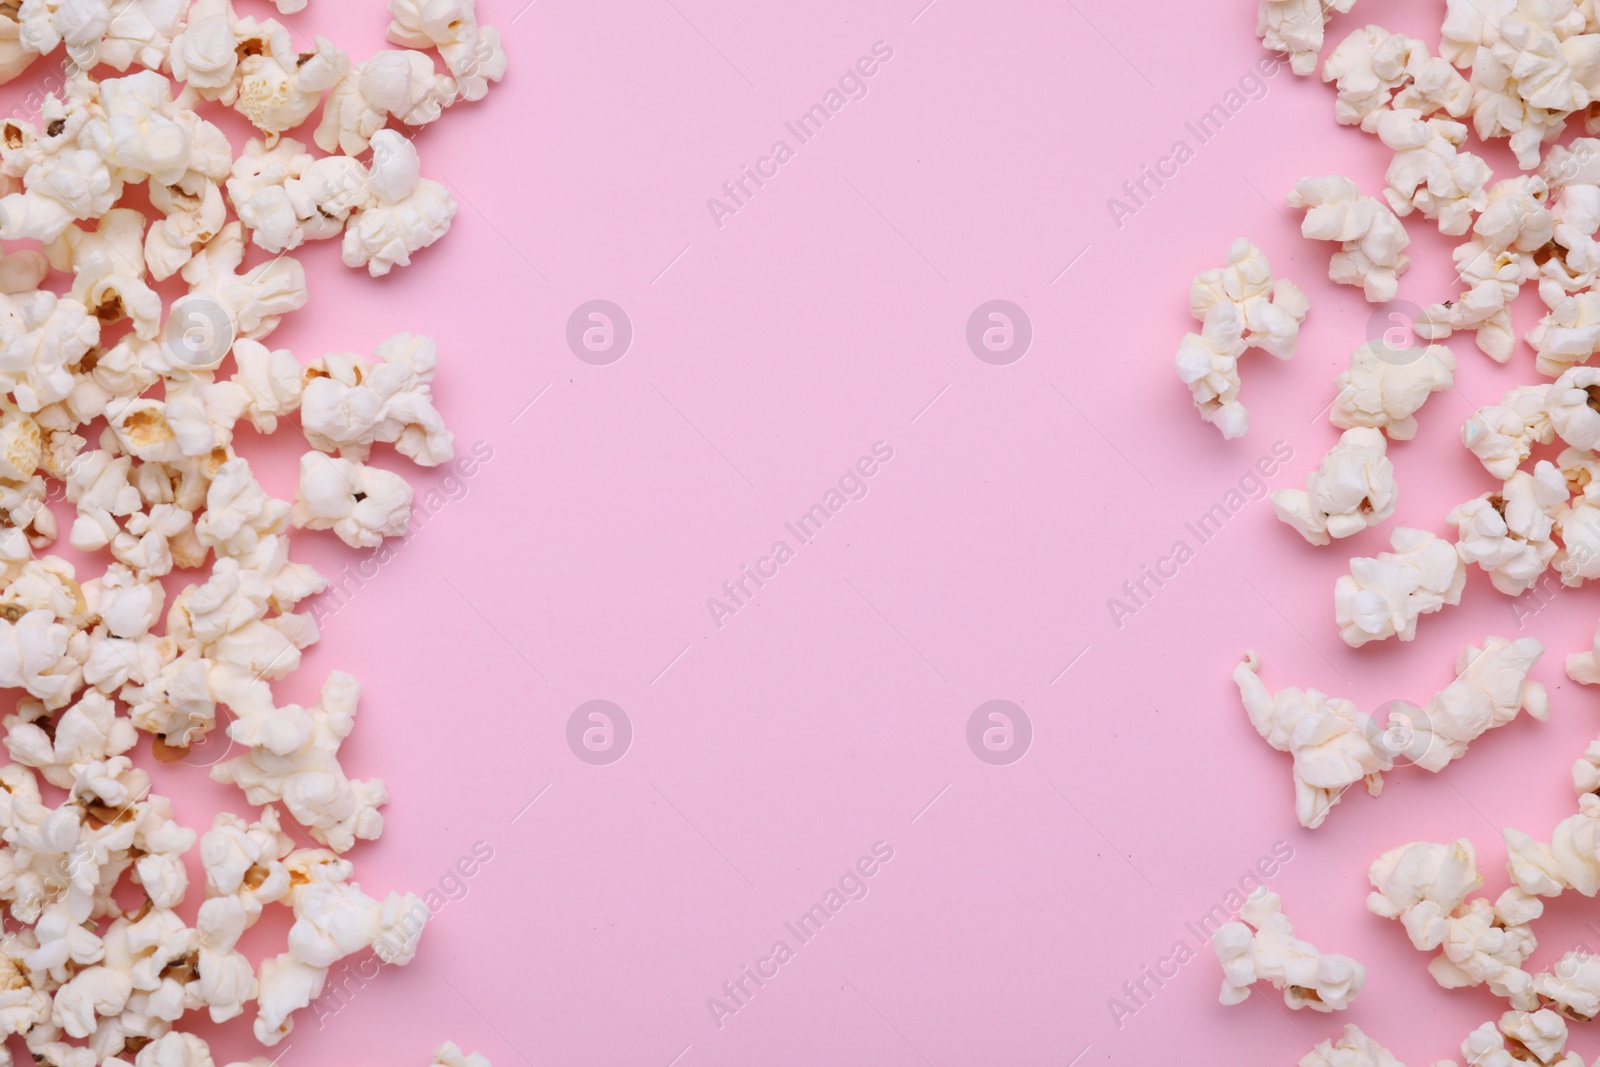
[1212,888,1367,1010]
[1329,340,1455,441]
[1462,385,1553,478]
[1334,527,1466,646]
[1234,650,1385,829]
[1257,0,1355,76]
[1287,175,1412,301]
[1448,462,1567,595]
[1368,838,1540,1008]
[1411,636,1548,771]
[1271,427,1396,544]
[0,0,508,1062]
[1366,108,1492,235]
[1298,1025,1407,1067]
[1176,238,1309,438]
[431,1042,493,1067]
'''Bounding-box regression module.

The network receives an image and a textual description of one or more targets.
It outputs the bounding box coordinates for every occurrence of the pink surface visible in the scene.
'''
[113,1,1600,1065]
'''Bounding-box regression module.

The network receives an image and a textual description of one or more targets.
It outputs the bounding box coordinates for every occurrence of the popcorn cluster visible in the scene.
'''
[1193,0,1600,1059]
[1234,639,1546,828]
[0,1,507,1064]
[1210,888,1366,1010]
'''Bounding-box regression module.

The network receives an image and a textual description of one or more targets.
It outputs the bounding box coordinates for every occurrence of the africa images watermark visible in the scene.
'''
[707,40,896,229]
[707,440,895,629]
[1106,55,1284,230]
[1106,440,1294,629]
[706,840,896,1030]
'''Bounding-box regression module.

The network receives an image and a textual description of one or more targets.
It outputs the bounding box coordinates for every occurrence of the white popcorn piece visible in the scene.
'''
[292,452,413,549]
[1545,366,1600,450]
[431,1041,493,1067]
[1257,0,1355,75]
[1449,463,1567,595]
[342,130,457,277]
[179,223,306,345]
[301,333,454,465]
[1368,838,1540,1009]
[44,207,161,340]
[1234,651,1385,829]
[1175,239,1309,439]
[1412,636,1549,772]
[1271,427,1396,545]
[386,0,506,101]
[211,671,387,853]
[1287,175,1411,301]
[1212,889,1366,1010]
[1457,1011,1584,1067]
[1335,527,1466,647]
[1330,340,1455,440]
[1366,108,1492,235]
[316,50,457,157]
[1462,385,1553,478]
[1298,1025,1406,1067]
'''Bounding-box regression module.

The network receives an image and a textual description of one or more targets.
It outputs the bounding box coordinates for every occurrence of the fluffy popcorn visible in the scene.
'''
[1544,366,1600,450]
[292,452,414,548]
[385,0,506,101]
[1366,108,1492,234]
[1234,651,1386,828]
[342,130,457,277]
[316,50,457,156]
[1463,385,1553,478]
[1212,888,1366,1010]
[1176,239,1309,439]
[1448,463,1567,595]
[1298,1025,1406,1067]
[1256,0,1355,75]
[1411,636,1549,771]
[1287,175,1411,301]
[179,223,306,347]
[1335,527,1466,647]
[211,671,387,853]
[1330,340,1455,440]
[1323,27,1470,126]
[300,333,454,465]
[1367,838,1540,1008]
[1271,427,1396,544]
[44,207,161,341]
[431,1044,493,1067]
[1456,1011,1584,1067]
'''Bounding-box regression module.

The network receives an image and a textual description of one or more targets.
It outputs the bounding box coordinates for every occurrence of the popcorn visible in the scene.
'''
[0,1,498,1060]
[211,672,388,853]
[1448,463,1567,595]
[292,452,414,548]
[1367,838,1539,1008]
[1462,385,1553,478]
[301,333,454,465]
[1257,0,1355,75]
[1175,238,1308,439]
[1412,636,1548,771]
[431,1041,493,1067]
[1287,175,1411,301]
[1298,1025,1406,1067]
[1334,527,1466,646]
[1457,1011,1584,1067]
[1330,340,1455,440]
[385,0,506,102]
[1366,108,1492,234]
[1234,651,1385,828]
[316,50,457,157]
[1212,888,1366,1010]
[342,130,457,277]
[1547,366,1600,450]
[1271,427,1396,544]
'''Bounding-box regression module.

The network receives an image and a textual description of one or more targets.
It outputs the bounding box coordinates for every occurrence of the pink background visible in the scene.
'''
[93,1,1600,1064]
